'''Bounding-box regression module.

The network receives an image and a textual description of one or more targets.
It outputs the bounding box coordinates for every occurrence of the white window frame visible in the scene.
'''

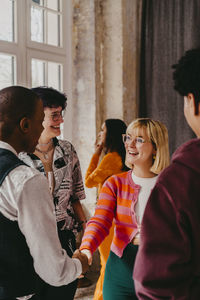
[0,0,69,90]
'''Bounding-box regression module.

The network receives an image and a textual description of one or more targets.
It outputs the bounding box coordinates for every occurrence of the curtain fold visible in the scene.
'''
[139,0,200,154]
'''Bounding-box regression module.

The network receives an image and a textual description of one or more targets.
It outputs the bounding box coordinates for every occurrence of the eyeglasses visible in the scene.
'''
[51,111,64,122]
[122,134,147,145]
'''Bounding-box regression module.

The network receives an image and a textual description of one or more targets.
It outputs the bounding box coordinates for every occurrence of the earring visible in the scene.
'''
[153,154,156,160]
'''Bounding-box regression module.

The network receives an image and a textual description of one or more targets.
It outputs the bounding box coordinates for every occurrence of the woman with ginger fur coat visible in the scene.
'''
[85,119,128,300]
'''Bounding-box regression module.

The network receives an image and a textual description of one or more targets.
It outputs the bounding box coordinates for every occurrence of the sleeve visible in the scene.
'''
[71,145,86,202]
[85,153,121,188]
[17,173,82,286]
[80,176,117,254]
[133,183,194,299]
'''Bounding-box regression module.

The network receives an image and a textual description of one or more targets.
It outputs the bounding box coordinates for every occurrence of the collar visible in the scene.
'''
[0,141,18,157]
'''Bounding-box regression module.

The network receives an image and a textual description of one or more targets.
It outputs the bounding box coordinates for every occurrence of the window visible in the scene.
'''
[0,0,67,90]
[31,0,62,47]
[0,53,16,89]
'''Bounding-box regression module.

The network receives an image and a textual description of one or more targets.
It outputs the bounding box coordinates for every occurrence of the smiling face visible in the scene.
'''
[41,106,64,139]
[125,126,156,172]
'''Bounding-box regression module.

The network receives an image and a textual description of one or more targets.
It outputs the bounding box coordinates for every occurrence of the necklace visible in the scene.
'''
[38,139,52,146]
[35,141,54,160]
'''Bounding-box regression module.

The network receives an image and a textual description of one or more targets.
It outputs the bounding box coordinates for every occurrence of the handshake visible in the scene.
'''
[72,249,92,275]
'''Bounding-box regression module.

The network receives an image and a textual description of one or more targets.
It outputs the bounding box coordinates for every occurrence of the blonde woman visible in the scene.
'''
[79,118,170,300]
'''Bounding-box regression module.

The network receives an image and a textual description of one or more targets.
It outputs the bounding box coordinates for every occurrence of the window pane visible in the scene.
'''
[32,59,45,87]
[31,1,62,46]
[48,62,62,90]
[31,6,44,43]
[31,59,62,90]
[46,0,61,11]
[0,53,16,89]
[32,0,44,5]
[47,12,59,46]
[0,0,15,42]
[32,0,61,11]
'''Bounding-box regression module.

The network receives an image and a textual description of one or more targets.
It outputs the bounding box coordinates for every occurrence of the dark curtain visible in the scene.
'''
[139,0,200,155]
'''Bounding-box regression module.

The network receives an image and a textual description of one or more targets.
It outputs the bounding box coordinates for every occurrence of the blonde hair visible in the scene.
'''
[126,118,170,174]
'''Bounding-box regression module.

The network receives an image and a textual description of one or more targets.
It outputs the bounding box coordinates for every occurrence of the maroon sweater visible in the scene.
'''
[134,138,200,300]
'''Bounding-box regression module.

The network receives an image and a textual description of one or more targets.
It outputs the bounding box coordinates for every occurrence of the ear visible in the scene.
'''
[19,117,30,134]
[187,93,196,113]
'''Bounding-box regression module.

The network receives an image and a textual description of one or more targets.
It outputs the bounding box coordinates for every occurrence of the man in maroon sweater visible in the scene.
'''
[134,48,200,299]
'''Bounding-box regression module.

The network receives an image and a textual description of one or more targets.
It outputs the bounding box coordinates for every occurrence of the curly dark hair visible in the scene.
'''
[31,86,67,110]
[172,48,200,114]
[104,119,129,171]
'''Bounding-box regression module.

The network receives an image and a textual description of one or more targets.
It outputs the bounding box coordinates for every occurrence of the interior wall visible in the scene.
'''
[63,0,142,215]
[139,0,199,155]
[122,0,142,124]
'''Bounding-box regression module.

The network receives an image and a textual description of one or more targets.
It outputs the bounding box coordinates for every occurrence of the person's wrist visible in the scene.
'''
[79,220,87,225]
[79,220,87,230]
[80,249,92,265]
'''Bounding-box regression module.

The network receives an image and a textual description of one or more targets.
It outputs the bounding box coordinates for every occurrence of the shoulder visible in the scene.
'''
[103,152,121,160]
[101,152,122,166]
[101,171,131,197]
[159,138,200,185]
[18,152,38,167]
[9,164,46,189]
[18,152,42,170]
[56,139,76,154]
[105,171,131,186]
[172,138,200,157]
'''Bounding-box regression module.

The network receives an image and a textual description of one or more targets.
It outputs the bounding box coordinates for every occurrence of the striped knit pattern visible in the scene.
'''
[80,171,140,257]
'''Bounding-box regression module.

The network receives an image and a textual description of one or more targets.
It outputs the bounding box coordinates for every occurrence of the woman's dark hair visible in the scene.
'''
[104,119,129,171]
[31,86,67,110]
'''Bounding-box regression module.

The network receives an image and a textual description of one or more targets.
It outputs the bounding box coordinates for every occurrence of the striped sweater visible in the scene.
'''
[80,170,141,257]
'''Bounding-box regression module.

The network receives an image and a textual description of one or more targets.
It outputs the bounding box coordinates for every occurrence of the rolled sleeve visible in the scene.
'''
[17,173,82,286]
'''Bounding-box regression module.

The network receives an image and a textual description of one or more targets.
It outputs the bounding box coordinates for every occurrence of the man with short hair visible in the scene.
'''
[134,48,200,299]
[0,86,89,300]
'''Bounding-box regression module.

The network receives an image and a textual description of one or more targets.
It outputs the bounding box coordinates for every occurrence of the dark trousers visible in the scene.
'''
[1,294,40,300]
[1,297,37,300]
[103,243,138,300]
[36,223,78,300]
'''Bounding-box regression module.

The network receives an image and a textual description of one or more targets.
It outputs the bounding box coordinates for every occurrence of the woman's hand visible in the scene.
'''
[94,135,104,155]
[72,249,90,274]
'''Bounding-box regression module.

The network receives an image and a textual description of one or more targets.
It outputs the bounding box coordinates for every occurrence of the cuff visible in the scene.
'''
[80,249,92,265]
[72,258,82,277]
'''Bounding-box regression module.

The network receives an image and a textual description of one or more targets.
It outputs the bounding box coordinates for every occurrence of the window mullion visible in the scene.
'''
[16,0,27,86]
[44,61,46,85]
[12,0,15,42]
[11,56,15,85]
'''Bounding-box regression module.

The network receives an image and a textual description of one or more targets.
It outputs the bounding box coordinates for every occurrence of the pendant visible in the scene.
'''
[43,153,49,160]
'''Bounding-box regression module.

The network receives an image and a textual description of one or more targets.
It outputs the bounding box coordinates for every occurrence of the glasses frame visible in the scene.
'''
[50,110,64,122]
[122,134,148,145]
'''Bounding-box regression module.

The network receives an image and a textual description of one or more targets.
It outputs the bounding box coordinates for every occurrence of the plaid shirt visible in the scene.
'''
[19,138,86,234]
